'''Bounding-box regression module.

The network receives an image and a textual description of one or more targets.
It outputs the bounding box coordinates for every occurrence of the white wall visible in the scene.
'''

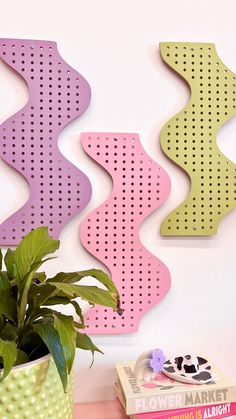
[0,0,236,405]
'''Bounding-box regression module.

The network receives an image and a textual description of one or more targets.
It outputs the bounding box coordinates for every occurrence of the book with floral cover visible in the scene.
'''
[115,361,236,415]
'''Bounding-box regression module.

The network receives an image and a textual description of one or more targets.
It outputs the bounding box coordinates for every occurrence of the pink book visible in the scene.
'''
[129,402,236,419]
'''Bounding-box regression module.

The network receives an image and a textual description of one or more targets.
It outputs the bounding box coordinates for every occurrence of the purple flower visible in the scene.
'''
[150,349,166,373]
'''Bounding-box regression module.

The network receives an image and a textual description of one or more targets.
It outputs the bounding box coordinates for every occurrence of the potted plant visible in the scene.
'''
[0,226,121,419]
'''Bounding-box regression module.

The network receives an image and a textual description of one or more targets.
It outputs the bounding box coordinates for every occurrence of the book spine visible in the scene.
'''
[126,386,236,414]
[129,401,236,419]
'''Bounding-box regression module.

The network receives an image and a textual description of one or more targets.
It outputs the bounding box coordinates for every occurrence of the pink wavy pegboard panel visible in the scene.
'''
[80,133,171,334]
[0,38,91,244]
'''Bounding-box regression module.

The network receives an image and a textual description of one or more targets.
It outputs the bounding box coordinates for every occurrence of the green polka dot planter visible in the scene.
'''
[0,355,73,419]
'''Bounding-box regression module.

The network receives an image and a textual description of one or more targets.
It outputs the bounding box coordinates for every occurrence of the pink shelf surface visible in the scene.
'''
[74,400,128,418]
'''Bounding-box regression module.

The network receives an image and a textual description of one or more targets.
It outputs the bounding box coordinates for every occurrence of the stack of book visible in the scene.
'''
[115,360,236,419]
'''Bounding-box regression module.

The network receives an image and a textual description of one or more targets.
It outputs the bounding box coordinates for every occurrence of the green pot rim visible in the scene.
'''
[0,353,51,374]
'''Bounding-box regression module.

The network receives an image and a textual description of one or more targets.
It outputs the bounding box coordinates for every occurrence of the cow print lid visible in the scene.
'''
[162,355,215,384]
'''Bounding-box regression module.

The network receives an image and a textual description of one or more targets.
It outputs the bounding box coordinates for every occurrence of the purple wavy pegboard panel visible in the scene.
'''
[80,133,171,334]
[0,38,91,244]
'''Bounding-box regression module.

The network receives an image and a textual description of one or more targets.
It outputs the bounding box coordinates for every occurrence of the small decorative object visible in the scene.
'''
[0,38,91,245]
[160,42,236,236]
[163,355,215,384]
[134,349,166,382]
[134,351,215,385]
[80,132,171,334]
[0,226,120,418]
[150,349,166,373]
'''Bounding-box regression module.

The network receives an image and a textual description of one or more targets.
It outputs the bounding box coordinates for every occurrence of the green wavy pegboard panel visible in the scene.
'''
[160,42,236,236]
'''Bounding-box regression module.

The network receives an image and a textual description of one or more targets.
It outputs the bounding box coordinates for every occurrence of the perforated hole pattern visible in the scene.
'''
[80,133,171,334]
[0,38,91,245]
[160,42,236,236]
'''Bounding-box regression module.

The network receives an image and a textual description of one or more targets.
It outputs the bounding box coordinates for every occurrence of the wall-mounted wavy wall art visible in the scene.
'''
[80,133,171,334]
[160,42,236,236]
[0,38,92,245]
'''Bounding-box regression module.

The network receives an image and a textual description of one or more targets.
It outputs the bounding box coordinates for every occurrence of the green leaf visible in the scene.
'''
[18,258,55,328]
[0,248,2,270]
[48,269,119,295]
[27,307,56,323]
[45,296,71,305]
[47,272,85,284]
[0,315,5,330]
[33,272,47,283]
[0,324,19,341]
[4,248,15,278]
[76,332,102,353]
[0,271,10,292]
[75,269,119,295]
[49,283,118,310]
[0,338,18,381]
[70,300,85,327]
[41,297,85,328]
[73,320,84,329]
[18,326,43,353]
[15,349,29,365]
[28,282,56,309]
[76,332,102,366]
[13,264,20,282]
[0,272,17,323]
[33,323,67,391]
[15,227,59,280]
[48,269,122,314]
[53,313,76,374]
